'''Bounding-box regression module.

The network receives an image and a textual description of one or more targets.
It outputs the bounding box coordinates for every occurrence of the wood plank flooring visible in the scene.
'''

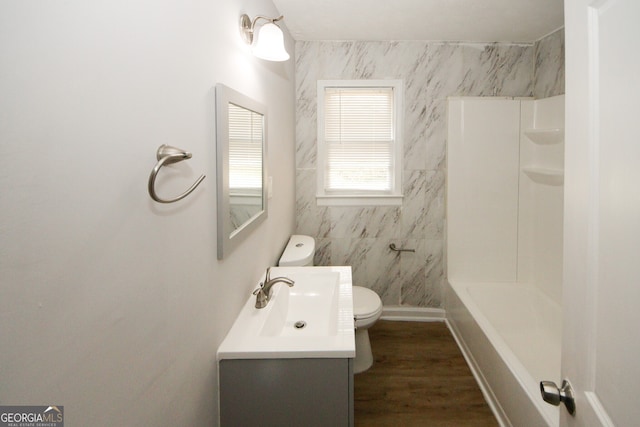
[354,320,498,426]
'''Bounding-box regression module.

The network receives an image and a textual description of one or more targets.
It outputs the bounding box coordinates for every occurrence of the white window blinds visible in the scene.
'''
[322,87,395,192]
[228,103,263,190]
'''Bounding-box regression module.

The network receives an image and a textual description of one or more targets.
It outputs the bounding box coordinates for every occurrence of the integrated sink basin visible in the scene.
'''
[260,270,339,337]
[217,266,355,359]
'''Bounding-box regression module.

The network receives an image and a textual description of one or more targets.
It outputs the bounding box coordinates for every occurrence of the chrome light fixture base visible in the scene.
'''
[239,14,254,44]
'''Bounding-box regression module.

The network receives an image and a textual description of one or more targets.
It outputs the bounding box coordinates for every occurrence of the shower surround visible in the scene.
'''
[294,30,564,308]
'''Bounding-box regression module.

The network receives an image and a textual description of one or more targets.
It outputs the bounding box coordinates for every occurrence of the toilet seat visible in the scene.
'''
[353,286,382,319]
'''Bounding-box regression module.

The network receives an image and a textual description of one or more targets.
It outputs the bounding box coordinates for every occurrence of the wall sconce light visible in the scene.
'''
[239,14,290,62]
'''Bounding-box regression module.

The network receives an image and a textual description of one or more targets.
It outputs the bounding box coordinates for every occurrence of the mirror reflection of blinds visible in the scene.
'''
[324,87,394,192]
[229,103,263,190]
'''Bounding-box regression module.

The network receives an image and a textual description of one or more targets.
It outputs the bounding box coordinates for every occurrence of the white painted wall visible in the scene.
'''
[0,1,295,425]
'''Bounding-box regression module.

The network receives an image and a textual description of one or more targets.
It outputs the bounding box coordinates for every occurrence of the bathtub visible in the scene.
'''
[446,280,561,426]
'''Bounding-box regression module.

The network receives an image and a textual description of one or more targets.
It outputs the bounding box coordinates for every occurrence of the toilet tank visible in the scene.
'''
[278,235,316,266]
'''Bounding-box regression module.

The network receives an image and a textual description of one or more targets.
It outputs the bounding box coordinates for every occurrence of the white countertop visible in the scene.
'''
[217,266,355,360]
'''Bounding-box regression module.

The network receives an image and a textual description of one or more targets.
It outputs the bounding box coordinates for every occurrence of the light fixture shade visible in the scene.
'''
[252,23,290,62]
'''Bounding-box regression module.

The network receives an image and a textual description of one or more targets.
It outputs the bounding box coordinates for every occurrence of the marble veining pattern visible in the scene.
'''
[295,33,564,309]
[534,28,565,99]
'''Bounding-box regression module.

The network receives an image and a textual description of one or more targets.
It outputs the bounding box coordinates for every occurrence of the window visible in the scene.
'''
[317,80,403,206]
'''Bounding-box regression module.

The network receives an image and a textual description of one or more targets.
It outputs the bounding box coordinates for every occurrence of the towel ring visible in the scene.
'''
[148,144,206,204]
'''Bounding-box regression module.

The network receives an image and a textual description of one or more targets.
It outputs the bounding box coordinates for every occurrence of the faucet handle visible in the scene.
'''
[253,282,269,308]
[252,282,265,295]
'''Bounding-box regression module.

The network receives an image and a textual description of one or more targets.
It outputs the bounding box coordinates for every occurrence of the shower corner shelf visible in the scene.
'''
[522,167,564,186]
[524,128,564,145]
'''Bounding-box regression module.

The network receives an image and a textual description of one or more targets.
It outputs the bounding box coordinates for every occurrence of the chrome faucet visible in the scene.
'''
[252,267,295,309]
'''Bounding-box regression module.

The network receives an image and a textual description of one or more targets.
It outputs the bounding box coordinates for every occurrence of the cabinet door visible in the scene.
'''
[219,358,353,426]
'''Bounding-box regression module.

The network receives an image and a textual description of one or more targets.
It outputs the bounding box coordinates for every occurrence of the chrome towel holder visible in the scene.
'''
[389,243,415,253]
[148,144,206,203]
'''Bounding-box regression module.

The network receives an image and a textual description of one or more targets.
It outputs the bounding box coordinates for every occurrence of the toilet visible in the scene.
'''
[279,235,383,374]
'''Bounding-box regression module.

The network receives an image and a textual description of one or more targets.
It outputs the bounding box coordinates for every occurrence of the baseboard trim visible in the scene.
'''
[381,306,446,322]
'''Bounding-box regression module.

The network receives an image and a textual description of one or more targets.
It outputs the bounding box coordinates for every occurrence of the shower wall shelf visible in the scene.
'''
[524,128,564,145]
[522,167,564,186]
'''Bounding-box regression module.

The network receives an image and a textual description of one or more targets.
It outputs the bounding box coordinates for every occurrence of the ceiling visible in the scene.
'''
[272,0,564,43]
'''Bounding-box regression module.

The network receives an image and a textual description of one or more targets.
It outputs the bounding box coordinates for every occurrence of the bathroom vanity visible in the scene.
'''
[219,358,353,426]
[217,266,355,426]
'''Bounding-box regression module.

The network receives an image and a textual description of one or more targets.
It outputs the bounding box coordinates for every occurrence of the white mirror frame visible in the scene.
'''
[216,83,268,259]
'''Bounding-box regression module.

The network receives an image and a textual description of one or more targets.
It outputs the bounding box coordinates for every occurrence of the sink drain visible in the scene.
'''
[294,320,307,329]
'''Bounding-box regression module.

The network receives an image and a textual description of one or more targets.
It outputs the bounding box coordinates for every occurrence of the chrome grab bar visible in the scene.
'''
[389,243,415,253]
[148,144,206,203]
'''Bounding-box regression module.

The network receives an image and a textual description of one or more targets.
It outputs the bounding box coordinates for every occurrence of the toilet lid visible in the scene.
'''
[353,286,382,318]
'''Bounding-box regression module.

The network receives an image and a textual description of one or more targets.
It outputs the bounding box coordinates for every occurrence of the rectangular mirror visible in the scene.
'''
[216,84,267,259]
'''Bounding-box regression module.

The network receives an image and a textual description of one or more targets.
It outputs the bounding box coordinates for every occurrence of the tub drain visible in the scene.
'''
[294,320,307,329]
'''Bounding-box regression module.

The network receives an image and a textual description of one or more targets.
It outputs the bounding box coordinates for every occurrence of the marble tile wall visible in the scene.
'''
[534,28,565,98]
[294,33,564,308]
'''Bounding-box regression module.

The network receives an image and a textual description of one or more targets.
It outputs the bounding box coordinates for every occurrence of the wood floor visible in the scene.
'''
[354,320,498,426]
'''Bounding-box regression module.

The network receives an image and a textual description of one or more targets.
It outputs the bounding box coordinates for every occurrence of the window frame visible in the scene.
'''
[316,79,404,206]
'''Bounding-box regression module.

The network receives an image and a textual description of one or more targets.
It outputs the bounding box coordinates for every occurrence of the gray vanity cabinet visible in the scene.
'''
[219,358,354,426]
